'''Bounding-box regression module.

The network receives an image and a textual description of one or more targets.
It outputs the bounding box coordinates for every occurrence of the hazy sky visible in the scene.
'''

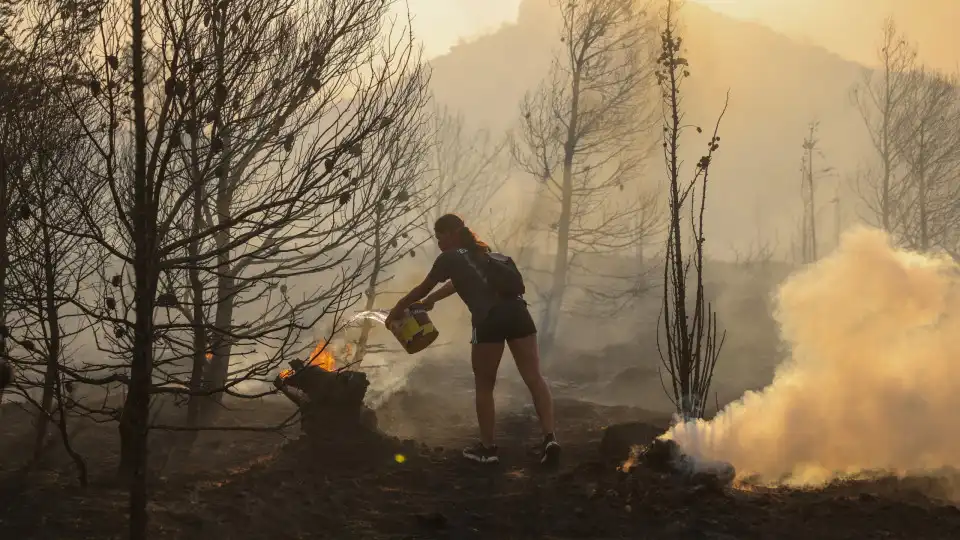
[692,0,960,72]
[397,0,522,58]
[401,0,959,72]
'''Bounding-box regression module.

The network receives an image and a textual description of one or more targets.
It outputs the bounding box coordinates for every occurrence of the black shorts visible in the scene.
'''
[471,299,538,344]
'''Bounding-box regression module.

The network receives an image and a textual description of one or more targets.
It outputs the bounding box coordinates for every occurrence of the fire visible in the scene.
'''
[278,339,351,379]
[307,340,336,371]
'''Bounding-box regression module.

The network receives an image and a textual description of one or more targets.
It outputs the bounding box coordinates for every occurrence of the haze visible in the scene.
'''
[407,0,960,73]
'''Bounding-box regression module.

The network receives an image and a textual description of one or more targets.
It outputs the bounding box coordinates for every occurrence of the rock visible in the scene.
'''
[599,421,664,462]
[629,438,736,491]
[638,438,682,472]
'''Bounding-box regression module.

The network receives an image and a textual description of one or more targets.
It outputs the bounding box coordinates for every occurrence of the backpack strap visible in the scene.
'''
[458,248,490,285]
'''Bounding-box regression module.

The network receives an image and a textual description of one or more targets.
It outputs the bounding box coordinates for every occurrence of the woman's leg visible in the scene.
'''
[471,341,505,447]
[507,334,555,436]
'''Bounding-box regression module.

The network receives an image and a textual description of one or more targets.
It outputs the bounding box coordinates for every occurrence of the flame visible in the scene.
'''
[205,352,213,361]
[307,340,336,371]
[278,339,341,380]
[618,445,640,472]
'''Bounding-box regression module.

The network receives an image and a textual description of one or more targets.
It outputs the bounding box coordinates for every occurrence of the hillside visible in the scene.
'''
[427,0,874,257]
[702,0,960,74]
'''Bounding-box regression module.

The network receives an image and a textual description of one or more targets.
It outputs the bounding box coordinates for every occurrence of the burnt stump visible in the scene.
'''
[599,421,665,462]
[274,361,378,437]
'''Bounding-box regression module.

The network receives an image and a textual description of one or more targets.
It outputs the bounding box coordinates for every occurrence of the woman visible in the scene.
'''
[386,214,559,465]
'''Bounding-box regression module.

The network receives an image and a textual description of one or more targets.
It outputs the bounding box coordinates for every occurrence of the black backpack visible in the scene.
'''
[460,249,526,298]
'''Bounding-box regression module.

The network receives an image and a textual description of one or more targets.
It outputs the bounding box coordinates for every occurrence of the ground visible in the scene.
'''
[2,358,960,539]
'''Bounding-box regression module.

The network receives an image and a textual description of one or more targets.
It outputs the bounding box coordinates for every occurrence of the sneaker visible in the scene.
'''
[462,441,499,464]
[541,433,561,465]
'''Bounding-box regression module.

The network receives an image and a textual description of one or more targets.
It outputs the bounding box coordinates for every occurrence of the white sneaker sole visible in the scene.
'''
[463,451,499,464]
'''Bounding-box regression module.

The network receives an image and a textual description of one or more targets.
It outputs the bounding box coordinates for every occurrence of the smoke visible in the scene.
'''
[664,226,960,485]
[362,351,426,409]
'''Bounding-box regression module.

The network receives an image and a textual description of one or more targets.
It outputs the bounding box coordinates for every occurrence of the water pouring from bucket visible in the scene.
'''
[350,303,439,355]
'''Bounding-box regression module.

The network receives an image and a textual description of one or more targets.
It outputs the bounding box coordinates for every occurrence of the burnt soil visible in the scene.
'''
[2,359,960,539]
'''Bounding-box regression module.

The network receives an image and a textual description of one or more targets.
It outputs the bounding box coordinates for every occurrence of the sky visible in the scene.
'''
[396,0,522,58]
[399,0,960,73]
[691,0,960,72]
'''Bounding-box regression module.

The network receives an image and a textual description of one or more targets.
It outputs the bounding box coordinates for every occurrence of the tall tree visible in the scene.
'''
[798,121,834,263]
[32,0,429,536]
[513,0,660,350]
[852,18,917,232]
[429,104,510,229]
[893,69,960,254]
[656,0,727,420]
[352,93,433,364]
[5,92,99,482]
[0,0,104,484]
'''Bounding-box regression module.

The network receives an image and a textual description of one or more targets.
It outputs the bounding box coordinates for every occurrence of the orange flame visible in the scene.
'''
[279,339,346,379]
[307,340,336,371]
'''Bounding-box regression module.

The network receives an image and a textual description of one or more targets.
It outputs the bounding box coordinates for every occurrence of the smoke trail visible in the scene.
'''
[664,226,960,485]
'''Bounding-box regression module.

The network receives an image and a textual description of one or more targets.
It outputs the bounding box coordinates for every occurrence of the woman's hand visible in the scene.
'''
[385,276,442,327]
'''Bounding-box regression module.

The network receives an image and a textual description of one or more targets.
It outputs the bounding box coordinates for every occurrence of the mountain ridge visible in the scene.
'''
[426,0,875,255]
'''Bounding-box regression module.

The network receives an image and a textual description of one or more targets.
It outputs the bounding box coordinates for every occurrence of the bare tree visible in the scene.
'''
[5,95,100,484]
[798,121,835,263]
[656,0,727,420]
[513,0,660,350]
[852,18,917,232]
[0,8,34,381]
[0,0,100,482]
[429,104,510,229]
[7,0,433,536]
[351,94,434,364]
[893,69,960,254]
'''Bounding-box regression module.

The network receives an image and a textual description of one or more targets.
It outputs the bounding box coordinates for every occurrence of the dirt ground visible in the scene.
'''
[2,359,960,539]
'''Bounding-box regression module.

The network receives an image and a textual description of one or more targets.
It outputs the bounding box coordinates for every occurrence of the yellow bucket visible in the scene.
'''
[388,304,439,354]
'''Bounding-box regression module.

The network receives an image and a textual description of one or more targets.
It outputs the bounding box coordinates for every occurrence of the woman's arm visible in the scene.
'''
[422,281,456,308]
[386,275,440,325]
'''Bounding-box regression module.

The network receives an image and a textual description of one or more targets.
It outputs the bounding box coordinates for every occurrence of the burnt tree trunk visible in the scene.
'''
[203,7,236,416]
[33,216,62,459]
[355,211,383,364]
[274,363,377,436]
[540,72,580,353]
[121,0,157,535]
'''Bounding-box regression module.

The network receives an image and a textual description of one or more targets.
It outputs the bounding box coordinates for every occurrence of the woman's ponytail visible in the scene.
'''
[459,226,491,253]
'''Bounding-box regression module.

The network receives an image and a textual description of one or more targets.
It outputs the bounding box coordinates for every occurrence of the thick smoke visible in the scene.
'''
[664,226,960,485]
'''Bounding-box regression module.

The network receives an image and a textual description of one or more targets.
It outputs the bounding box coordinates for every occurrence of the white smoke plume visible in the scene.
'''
[664,226,960,485]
